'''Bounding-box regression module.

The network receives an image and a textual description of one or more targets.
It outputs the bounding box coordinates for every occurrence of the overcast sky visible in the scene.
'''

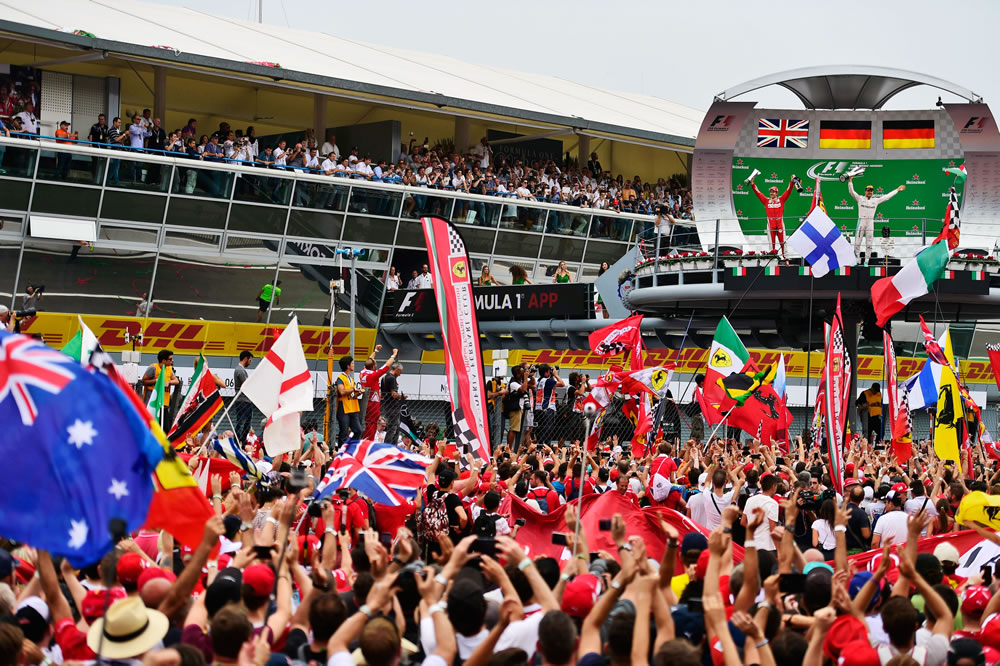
[144,0,998,113]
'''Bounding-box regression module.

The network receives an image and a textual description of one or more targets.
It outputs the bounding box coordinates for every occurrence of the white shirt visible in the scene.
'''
[414,272,433,289]
[373,429,386,443]
[873,509,909,546]
[688,492,709,528]
[743,493,779,550]
[867,499,886,524]
[320,158,337,175]
[321,142,340,160]
[702,488,735,530]
[273,147,287,166]
[386,274,401,290]
[304,153,320,170]
[15,111,37,134]
[811,519,837,550]
[904,496,937,536]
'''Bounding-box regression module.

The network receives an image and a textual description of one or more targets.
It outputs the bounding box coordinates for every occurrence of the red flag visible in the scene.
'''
[883,330,912,465]
[588,314,644,357]
[824,295,851,494]
[422,218,491,462]
[987,344,1000,391]
[809,177,826,214]
[919,316,950,367]
[695,386,724,425]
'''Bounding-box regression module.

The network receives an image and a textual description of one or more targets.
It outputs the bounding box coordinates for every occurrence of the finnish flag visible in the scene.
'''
[787,207,857,278]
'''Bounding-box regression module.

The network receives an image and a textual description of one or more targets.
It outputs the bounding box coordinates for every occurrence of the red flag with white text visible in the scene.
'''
[588,314,643,357]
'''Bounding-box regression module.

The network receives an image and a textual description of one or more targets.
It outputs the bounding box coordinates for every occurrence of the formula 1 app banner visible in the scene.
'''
[731,157,965,237]
[381,283,590,323]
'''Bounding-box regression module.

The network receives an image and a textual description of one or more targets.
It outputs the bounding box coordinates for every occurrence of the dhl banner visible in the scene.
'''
[421,348,999,385]
[21,313,377,360]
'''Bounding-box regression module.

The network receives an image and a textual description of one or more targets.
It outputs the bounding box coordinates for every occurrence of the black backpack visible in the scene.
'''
[473,511,498,538]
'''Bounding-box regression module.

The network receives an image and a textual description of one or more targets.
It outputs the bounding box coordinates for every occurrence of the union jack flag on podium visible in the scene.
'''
[757,118,810,148]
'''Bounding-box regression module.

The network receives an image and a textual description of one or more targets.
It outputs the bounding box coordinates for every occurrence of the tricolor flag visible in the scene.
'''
[883,119,935,149]
[703,317,750,414]
[60,316,98,363]
[871,242,950,326]
[167,355,223,446]
[240,317,314,455]
[943,163,968,181]
[819,120,872,149]
[212,436,260,480]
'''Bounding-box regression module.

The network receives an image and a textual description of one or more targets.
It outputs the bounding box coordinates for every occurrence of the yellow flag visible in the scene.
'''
[934,330,964,472]
[956,491,1000,530]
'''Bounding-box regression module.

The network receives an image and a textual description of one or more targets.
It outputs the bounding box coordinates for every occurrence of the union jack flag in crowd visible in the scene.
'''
[342,439,431,500]
[314,452,404,506]
[757,118,810,148]
[0,334,76,426]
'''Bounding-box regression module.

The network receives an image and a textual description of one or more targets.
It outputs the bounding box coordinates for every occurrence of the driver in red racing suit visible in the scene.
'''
[751,175,795,260]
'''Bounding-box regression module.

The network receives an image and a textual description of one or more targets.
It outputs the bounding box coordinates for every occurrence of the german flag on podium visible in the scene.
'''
[819,120,872,149]
[883,119,935,149]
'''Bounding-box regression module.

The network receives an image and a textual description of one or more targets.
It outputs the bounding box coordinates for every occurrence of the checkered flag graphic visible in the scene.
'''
[448,226,466,255]
[451,407,482,463]
[898,384,913,439]
[595,341,629,356]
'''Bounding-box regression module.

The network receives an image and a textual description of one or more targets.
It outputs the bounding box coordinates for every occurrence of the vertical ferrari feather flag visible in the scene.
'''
[934,187,962,250]
[421,217,490,463]
[823,295,851,494]
[934,329,965,471]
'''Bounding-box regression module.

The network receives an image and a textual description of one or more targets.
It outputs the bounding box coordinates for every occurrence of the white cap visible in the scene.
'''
[16,595,49,621]
[0,304,8,315]
[933,542,961,565]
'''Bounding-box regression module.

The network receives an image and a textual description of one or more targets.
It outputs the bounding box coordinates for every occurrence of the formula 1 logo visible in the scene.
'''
[707,115,736,132]
[805,161,867,182]
[961,116,990,133]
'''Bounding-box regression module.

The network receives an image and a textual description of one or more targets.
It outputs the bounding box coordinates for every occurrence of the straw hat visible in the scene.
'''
[86,597,169,659]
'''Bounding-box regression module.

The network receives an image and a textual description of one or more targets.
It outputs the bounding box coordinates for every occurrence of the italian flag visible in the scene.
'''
[764,266,780,276]
[943,163,967,181]
[703,316,751,410]
[60,316,99,363]
[872,242,949,326]
[798,266,812,276]
[732,266,747,276]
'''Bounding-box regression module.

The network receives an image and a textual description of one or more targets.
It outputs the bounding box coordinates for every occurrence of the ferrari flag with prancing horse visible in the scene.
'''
[421,217,491,463]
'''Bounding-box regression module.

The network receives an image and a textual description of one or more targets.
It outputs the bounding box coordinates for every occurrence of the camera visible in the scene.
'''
[286,467,308,495]
[14,307,36,319]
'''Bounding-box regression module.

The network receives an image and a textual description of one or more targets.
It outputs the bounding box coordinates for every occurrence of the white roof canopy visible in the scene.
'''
[0,0,702,146]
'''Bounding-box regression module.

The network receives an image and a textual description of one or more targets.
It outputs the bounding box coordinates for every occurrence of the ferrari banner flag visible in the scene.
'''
[588,314,643,357]
[883,330,912,465]
[824,295,851,494]
[421,217,490,463]
[934,329,964,470]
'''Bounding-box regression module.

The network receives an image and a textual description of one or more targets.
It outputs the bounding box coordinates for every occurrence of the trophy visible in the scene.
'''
[839,166,866,182]
[792,175,803,193]
[742,168,761,186]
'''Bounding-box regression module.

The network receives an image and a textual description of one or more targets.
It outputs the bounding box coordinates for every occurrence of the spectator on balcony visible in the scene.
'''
[406,270,419,289]
[107,116,127,186]
[54,121,77,179]
[414,264,433,289]
[138,108,152,131]
[211,121,230,141]
[127,114,151,150]
[320,151,337,176]
[202,135,224,162]
[147,118,167,184]
[472,136,492,169]
[88,114,109,145]
[553,261,572,283]
[245,126,258,160]
[510,265,531,285]
[320,133,340,161]
[255,145,275,169]
[478,265,501,286]
[14,102,38,136]
[385,267,401,291]
[136,291,153,318]
[181,118,197,138]
[181,138,201,193]
[195,134,208,154]
[515,180,535,200]
[303,146,320,173]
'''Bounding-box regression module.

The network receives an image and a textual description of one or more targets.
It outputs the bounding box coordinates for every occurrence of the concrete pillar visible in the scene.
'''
[153,67,167,121]
[454,116,470,154]
[313,94,326,144]
[578,134,590,170]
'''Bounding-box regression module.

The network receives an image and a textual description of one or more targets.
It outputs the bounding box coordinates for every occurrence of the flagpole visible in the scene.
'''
[573,415,593,554]
[703,403,741,453]
[806,276,814,408]
[651,312,694,445]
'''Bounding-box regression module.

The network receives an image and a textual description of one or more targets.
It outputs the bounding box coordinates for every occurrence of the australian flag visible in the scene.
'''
[314,451,404,506]
[0,332,163,566]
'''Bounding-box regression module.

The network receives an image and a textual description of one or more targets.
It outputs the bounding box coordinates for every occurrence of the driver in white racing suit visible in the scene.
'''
[848,175,905,264]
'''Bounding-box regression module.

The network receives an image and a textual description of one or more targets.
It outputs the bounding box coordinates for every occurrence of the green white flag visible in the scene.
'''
[147,364,166,417]
[60,316,99,363]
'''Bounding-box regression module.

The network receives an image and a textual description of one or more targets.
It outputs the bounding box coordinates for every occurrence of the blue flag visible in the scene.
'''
[0,332,163,566]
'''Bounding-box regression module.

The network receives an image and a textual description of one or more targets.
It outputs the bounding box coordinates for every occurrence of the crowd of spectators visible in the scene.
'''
[0,110,694,229]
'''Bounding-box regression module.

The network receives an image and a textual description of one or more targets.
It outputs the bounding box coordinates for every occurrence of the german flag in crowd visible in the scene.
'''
[883,119,935,149]
[819,120,872,149]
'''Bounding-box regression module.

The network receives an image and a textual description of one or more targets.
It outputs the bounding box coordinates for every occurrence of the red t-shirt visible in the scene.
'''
[55,618,96,661]
[527,487,559,512]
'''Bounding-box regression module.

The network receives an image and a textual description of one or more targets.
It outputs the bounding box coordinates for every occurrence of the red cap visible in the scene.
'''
[116,552,148,587]
[695,549,710,581]
[561,574,601,618]
[81,588,127,621]
[963,585,992,615]
[891,482,908,495]
[743,462,754,473]
[844,478,860,488]
[845,463,855,474]
[760,472,774,482]
[137,567,176,591]
[824,616,869,661]
[836,640,881,666]
[778,472,789,482]
[243,564,275,598]
[609,468,620,482]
